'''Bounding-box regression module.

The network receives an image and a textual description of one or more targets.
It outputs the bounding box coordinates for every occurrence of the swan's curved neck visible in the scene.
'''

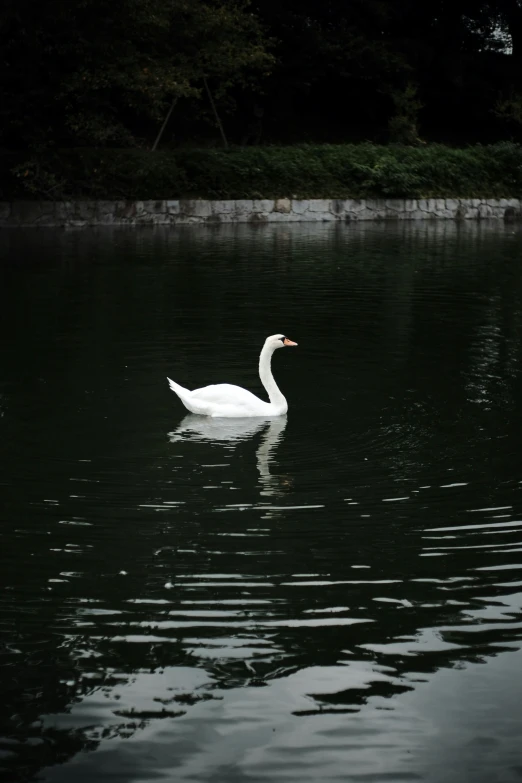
[259,343,287,411]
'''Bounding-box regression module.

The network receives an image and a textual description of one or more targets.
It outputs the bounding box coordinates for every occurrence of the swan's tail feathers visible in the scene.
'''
[167,377,189,398]
[167,377,208,415]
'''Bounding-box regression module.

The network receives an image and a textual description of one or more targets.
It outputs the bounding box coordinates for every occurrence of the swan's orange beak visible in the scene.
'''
[283,338,298,346]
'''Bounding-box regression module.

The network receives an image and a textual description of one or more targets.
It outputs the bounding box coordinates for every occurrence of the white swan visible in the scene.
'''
[167,334,297,418]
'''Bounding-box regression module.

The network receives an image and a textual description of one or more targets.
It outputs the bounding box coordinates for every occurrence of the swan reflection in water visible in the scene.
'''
[168,415,289,497]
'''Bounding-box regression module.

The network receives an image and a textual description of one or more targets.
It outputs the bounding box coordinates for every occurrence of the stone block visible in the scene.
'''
[205,212,222,223]
[445,199,459,215]
[331,199,347,215]
[135,211,155,224]
[22,202,54,225]
[195,200,213,218]
[215,200,235,213]
[306,199,330,213]
[248,212,269,223]
[274,198,291,213]
[35,210,59,226]
[252,199,274,214]
[138,200,153,214]
[178,199,194,216]
[166,200,180,214]
[234,200,254,215]
[504,206,522,221]
[345,207,360,220]
[9,201,42,225]
[179,199,211,218]
[114,201,136,220]
[96,201,116,223]
[266,210,287,222]
[73,201,96,222]
[216,211,236,222]
[385,199,403,212]
[78,201,98,223]
[348,199,366,213]
[291,199,309,214]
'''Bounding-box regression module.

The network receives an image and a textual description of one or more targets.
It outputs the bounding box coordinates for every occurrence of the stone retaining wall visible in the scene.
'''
[1,197,522,226]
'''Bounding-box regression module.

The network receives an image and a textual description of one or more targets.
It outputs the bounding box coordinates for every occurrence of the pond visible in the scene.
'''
[1,221,522,783]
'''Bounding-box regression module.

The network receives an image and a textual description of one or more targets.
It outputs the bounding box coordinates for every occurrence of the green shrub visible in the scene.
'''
[2,142,522,200]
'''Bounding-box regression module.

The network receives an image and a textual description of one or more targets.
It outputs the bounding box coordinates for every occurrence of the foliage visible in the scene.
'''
[0,0,272,148]
[495,90,522,126]
[3,0,522,155]
[387,84,424,145]
[4,142,522,201]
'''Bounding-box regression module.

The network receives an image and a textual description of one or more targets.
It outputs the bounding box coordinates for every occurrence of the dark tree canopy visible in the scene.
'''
[2,0,522,150]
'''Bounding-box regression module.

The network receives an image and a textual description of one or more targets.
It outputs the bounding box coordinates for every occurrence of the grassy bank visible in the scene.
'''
[3,142,522,201]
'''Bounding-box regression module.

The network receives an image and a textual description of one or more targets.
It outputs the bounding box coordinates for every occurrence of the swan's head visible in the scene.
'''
[265,334,298,350]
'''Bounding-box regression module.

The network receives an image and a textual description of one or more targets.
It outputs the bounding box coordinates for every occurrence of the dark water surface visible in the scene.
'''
[2,222,522,783]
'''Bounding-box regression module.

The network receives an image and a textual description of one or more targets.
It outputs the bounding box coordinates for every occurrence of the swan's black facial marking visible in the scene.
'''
[280,336,286,343]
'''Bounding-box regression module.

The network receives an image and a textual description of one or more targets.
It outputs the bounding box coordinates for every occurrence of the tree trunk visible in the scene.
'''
[152,98,177,151]
[203,76,229,148]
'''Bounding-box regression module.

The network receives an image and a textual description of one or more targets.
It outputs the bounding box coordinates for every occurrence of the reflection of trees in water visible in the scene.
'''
[4,414,522,776]
[160,390,522,717]
[1,628,97,778]
[0,416,292,778]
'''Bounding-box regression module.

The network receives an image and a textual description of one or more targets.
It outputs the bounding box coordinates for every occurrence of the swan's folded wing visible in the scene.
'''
[191,383,263,407]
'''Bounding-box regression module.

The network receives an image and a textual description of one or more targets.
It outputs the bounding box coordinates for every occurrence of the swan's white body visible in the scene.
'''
[167,334,297,418]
